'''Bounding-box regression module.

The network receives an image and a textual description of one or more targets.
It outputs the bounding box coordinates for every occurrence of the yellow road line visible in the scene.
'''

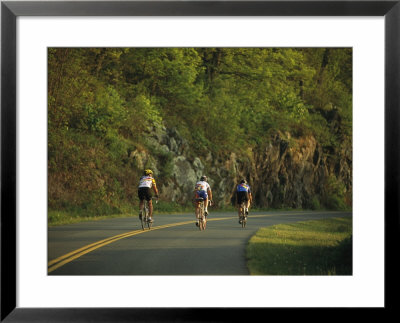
[48,219,195,273]
[47,230,142,267]
[48,211,344,273]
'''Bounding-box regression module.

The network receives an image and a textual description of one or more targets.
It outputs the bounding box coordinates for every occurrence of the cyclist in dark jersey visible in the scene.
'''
[236,179,252,223]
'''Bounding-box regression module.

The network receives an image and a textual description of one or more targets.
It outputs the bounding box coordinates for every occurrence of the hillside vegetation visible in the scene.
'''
[48,48,352,219]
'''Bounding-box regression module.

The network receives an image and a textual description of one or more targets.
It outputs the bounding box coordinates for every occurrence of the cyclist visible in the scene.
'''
[138,169,159,223]
[193,175,213,227]
[236,179,252,223]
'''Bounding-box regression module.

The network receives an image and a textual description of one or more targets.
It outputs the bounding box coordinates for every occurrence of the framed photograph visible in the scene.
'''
[2,0,398,321]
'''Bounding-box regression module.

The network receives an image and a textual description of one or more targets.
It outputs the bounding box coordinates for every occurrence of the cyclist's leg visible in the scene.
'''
[236,203,241,218]
[239,204,244,223]
[141,187,153,221]
[193,192,199,224]
[237,192,244,221]
[195,192,204,224]
[245,199,250,214]
[138,189,145,219]
[195,201,201,226]
[197,191,208,215]
[238,192,242,207]
[243,192,249,215]
[139,200,144,213]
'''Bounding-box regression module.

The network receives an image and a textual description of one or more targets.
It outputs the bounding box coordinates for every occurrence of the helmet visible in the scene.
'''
[200,175,207,182]
[240,179,247,184]
[144,169,153,176]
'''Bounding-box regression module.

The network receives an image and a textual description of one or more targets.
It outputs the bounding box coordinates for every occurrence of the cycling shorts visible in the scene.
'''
[236,191,249,204]
[195,190,208,200]
[138,187,152,201]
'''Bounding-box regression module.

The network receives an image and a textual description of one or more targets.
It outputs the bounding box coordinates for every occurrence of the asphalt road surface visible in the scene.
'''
[48,210,352,275]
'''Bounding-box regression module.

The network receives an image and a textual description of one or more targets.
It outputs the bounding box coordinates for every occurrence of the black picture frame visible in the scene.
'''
[1,1,398,321]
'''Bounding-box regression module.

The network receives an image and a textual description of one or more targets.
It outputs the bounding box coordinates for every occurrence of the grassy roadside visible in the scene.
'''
[48,201,194,226]
[48,211,132,226]
[246,217,352,275]
[47,205,303,226]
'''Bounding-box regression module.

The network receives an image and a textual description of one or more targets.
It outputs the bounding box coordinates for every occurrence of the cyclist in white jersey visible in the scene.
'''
[138,169,159,222]
[193,175,213,227]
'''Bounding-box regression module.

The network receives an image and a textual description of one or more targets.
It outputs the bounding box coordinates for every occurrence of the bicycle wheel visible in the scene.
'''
[242,214,246,228]
[146,205,153,230]
[140,207,145,230]
[201,214,207,231]
[141,218,145,230]
[239,203,245,228]
[199,204,204,231]
[141,204,148,230]
[204,203,208,230]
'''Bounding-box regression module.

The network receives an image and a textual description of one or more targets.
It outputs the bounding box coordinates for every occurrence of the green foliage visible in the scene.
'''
[323,174,348,210]
[48,47,352,217]
[309,196,321,210]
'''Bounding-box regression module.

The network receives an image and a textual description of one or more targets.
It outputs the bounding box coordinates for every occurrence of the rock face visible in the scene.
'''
[130,125,352,209]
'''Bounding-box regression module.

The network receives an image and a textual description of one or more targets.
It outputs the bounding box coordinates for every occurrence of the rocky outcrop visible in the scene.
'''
[130,125,352,209]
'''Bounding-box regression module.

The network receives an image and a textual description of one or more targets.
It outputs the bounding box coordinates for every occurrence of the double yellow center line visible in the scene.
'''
[48,217,234,273]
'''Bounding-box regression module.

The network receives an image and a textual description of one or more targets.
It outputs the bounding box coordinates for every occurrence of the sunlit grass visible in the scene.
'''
[48,210,136,226]
[246,217,352,275]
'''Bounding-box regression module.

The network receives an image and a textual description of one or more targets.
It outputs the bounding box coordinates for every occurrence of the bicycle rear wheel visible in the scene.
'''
[140,208,145,230]
[240,202,246,228]
[141,204,148,230]
[141,218,145,230]
[199,204,205,231]
[147,205,153,230]
[200,214,207,231]
[244,206,248,227]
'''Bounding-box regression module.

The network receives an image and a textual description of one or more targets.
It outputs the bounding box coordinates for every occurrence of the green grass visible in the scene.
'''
[48,201,196,226]
[48,210,136,226]
[246,217,352,275]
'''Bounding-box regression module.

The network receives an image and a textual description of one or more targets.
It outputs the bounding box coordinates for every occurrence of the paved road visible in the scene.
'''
[48,210,352,275]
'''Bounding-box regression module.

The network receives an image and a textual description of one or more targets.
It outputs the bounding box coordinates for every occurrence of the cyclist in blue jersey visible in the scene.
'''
[236,179,252,223]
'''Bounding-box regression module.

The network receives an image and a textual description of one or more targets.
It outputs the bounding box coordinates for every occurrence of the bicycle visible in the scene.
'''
[140,198,158,230]
[195,198,208,231]
[239,201,247,228]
